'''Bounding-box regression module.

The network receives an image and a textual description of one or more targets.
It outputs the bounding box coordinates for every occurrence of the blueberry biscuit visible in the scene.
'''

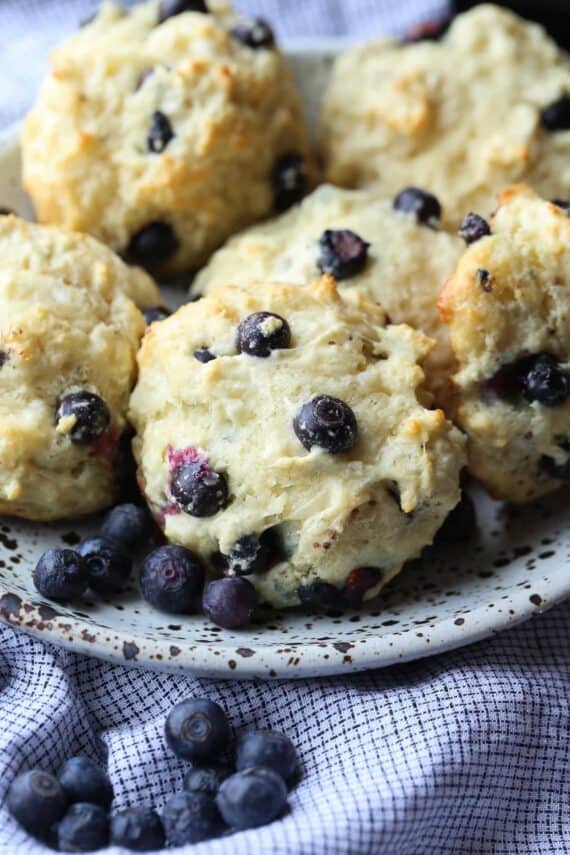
[319,5,570,227]
[22,0,311,277]
[439,185,570,503]
[194,184,464,400]
[129,277,465,608]
[0,217,146,520]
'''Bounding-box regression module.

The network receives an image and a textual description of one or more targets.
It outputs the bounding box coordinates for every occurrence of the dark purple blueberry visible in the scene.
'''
[297,580,344,610]
[231,17,275,49]
[184,764,232,797]
[110,807,165,851]
[551,199,570,213]
[541,95,570,132]
[435,494,477,544]
[216,768,287,830]
[219,531,276,576]
[77,536,132,595]
[59,757,113,810]
[393,187,441,226]
[343,566,383,608]
[148,110,174,154]
[194,348,216,364]
[100,503,151,551]
[202,577,257,629]
[142,305,171,325]
[521,353,569,407]
[293,395,357,454]
[237,311,291,358]
[127,222,179,270]
[540,443,570,481]
[58,803,109,852]
[236,730,297,783]
[317,229,370,280]
[272,154,307,212]
[162,792,221,845]
[55,391,110,445]
[165,698,230,762]
[7,770,68,834]
[159,0,208,23]
[170,462,229,517]
[33,548,89,602]
[140,545,204,613]
[458,213,491,244]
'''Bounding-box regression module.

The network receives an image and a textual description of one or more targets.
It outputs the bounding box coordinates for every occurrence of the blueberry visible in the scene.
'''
[236,731,297,783]
[55,391,110,445]
[59,757,113,810]
[162,791,221,845]
[219,531,276,576]
[393,187,441,226]
[184,764,232,796]
[216,768,287,830]
[194,347,216,363]
[7,770,68,834]
[165,697,230,762]
[231,17,275,49]
[140,545,204,613]
[297,580,344,610]
[159,0,208,23]
[343,565,383,608]
[142,305,171,325]
[435,494,477,544]
[77,536,132,595]
[237,311,291,358]
[541,95,570,132]
[127,222,179,270]
[58,803,109,852]
[272,154,306,212]
[170,462,229,517]
[110,807,165,851]
[100,503,151,551]
[147,110,174,154]
[33,548,89,602]
[521,353,569,407]
[202,577,257,629]
[317,229,370,280]
[458,213,491,244]
[293,395,357,454]
[551,199,570,213]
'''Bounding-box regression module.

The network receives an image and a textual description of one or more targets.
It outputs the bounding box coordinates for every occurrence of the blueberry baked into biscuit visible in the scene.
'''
[439,185,570,504]
[22,0,312,277]
[129,276,465,608]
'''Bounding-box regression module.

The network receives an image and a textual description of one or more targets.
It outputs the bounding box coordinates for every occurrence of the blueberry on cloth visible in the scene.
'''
[55,391,110,445]
[184,764,232,797]
[293,395,357,454]
[110,806,165,851]
[142,305,171,326]
[162,791,222,845]
[33,549,89,601]
[170,461,229,517]
[317,229,369,280]
[147,110,174,153]
[58,757,113,809]
[392,186,441,226]
[237,311,291,357]
[77,536,132,595]
[272,154,307,212]
[231,17,275,49]
[202,577,257,629]
[435,493,477,544]
[140,545,204,614]
[236,730,298,782]
[100,503,151,551]
[7,770,68,834]
[127,222,179,270]
[58,803,109,852]
[165,698,230,762]
[458,213,491,244]
[159,0,208,24]
[541,95,570,132]
[216,768,287,830]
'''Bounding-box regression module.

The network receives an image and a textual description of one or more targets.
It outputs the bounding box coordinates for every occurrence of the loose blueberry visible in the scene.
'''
[551,199,570,213]
[194,347,216,363]
[435,494,477,544]
[142,305,171,325]
[140,545,204,614]
[272,154,306,212]
[33,548,89,601]
[100,503,151,551]
[521,353,569,407]
[184,764,232,797]
[159,0,208,24]
[231,17,274,49]
[147,110,174,154]
[7,770,68,834]
[216,768,287,830]
[162,792,221,845]
[110,807,165,852]
[297,580,344,610]
[541,95,570,132]
[458,213,491,244]
[393,187,441,226]
[55,391,110,445]
[59,757,113,809]
[170,461,229,517]
[165,698,230,762]
[219,531,277,576]
[293,395,357,454]
[77,537,132,595]
[127,222,179,270]
[237,311,291,358]
[202,577,257,629]
[343,566,383,608]
[317,229,370,280]
[58,803,109,852]
[236,730,297,783]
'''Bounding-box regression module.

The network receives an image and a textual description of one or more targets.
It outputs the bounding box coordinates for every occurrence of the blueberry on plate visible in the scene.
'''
[140,545,204,614]
[77,537,132,595]
[162,791,221,845]
[127,222,179,270]
[317,229,370,280]
[59,757,113,809]
[231,17,274,49]
[392,187,441,227]
[33,548,89,602]
[7,770,68,834]
[165,697,230,762]
[100,503,151,552]
[55,391,110,445]
[216,767,287,830]
[142,305,171,326]
[184,763,232,797]
[293,395,357,454]
[170,461,229,517]
[236,730,298,783]
[110,806,165,851]
[202,577,257,629]
[458,213,491,244]
[159,0,208,24]
[272,154,306,212]
[237,311,291,358]
[58,803,109,852]
[435,493,477,544]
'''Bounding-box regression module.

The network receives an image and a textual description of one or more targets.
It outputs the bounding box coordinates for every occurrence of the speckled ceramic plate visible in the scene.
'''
[0,45,568,679]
